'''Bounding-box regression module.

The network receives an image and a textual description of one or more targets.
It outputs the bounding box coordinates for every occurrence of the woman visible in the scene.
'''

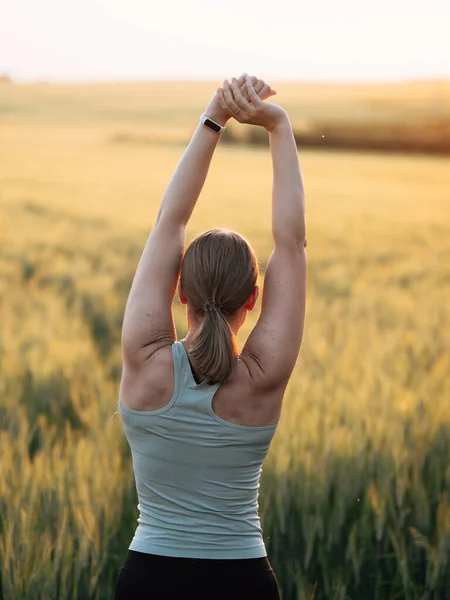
[114,73,307,600]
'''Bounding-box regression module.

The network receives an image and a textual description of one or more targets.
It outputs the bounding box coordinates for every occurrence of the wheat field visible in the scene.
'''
[0,81,450,599]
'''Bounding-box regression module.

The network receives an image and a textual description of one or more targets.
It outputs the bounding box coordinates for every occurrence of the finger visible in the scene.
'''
[258,81,273,101]
[263,88,277,100]
[236,73,257,99]
[230,77,253,112]
[253,78,264,96]
[245,75,260,98]
[220,83,246,120]
[223,79,246,115]
[245,76,263,106]
[236,73,252,87]
[216,88,234,117]
[235,73,257,86]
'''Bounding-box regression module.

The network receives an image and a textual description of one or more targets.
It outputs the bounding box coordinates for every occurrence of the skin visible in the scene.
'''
[120,73,307,423]
[204,74,277,126]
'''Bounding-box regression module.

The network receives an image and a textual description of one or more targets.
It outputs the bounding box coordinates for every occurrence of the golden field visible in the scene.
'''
[0,81,450,599]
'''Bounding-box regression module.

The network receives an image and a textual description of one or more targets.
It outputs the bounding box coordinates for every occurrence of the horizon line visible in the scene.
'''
[2,75,450,86]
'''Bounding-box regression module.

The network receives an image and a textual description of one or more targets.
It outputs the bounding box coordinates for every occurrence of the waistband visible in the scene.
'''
[122,550,273,574]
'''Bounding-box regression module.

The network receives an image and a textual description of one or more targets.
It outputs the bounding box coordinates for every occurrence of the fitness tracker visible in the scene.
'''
[200,113,226,134]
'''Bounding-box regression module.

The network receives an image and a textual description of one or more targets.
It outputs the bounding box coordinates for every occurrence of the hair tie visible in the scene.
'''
[203,299,222,314]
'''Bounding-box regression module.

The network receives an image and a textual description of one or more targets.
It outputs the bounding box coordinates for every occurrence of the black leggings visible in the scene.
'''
[113,550,281,600]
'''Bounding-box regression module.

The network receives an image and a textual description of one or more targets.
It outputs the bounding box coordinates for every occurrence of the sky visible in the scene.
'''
[0,0,449,83]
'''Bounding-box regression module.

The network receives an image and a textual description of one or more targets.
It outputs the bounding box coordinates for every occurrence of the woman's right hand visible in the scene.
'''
[217,76,288,132]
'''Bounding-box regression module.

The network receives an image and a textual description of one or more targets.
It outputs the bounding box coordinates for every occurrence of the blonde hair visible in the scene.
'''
[180,228,258,384]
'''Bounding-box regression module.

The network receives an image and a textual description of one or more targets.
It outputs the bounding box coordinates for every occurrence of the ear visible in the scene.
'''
[244,285,259,311]
[178,281,188,305]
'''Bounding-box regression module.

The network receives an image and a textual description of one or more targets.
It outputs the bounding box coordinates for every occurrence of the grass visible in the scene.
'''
[0,81,449,599]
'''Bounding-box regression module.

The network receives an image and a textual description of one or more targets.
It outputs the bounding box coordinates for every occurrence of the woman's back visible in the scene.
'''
[119,341,278,559]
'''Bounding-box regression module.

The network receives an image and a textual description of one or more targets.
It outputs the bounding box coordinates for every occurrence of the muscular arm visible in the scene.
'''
[121,102,228,367]
[270,117,306,248]
[243,113,307,387]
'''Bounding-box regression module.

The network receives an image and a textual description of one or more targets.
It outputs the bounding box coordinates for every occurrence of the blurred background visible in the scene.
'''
[1,1,450,599]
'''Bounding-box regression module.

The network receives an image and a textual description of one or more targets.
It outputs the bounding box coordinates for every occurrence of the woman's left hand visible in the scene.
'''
[205,74,276,126]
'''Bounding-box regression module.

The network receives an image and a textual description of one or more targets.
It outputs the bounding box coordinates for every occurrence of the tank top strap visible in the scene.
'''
[171,341,191,390]
[172,341,220,394]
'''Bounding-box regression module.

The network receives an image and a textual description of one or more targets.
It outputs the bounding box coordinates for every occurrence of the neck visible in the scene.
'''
[183,309,242,350]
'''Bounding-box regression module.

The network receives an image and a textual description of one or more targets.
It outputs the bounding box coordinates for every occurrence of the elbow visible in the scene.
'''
[273,233,307,254]
[293,234,308,253]
[273,217,306,251]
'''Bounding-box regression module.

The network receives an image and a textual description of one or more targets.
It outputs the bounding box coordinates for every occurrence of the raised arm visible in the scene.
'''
[244,116,307,387]
[121,75,274,369]
[121,93,228,367]
[218,77,307,389]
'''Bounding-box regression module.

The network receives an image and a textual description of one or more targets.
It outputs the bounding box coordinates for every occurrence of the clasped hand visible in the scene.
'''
[206,73,287,132]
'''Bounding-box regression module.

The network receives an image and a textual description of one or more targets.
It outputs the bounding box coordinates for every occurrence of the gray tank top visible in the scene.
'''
[118,341,278,559]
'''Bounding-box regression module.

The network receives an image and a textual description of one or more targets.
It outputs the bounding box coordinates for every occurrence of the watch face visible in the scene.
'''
[204,118,221,133]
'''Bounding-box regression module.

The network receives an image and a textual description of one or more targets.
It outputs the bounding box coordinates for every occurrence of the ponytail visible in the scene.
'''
[189,307,237,385]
